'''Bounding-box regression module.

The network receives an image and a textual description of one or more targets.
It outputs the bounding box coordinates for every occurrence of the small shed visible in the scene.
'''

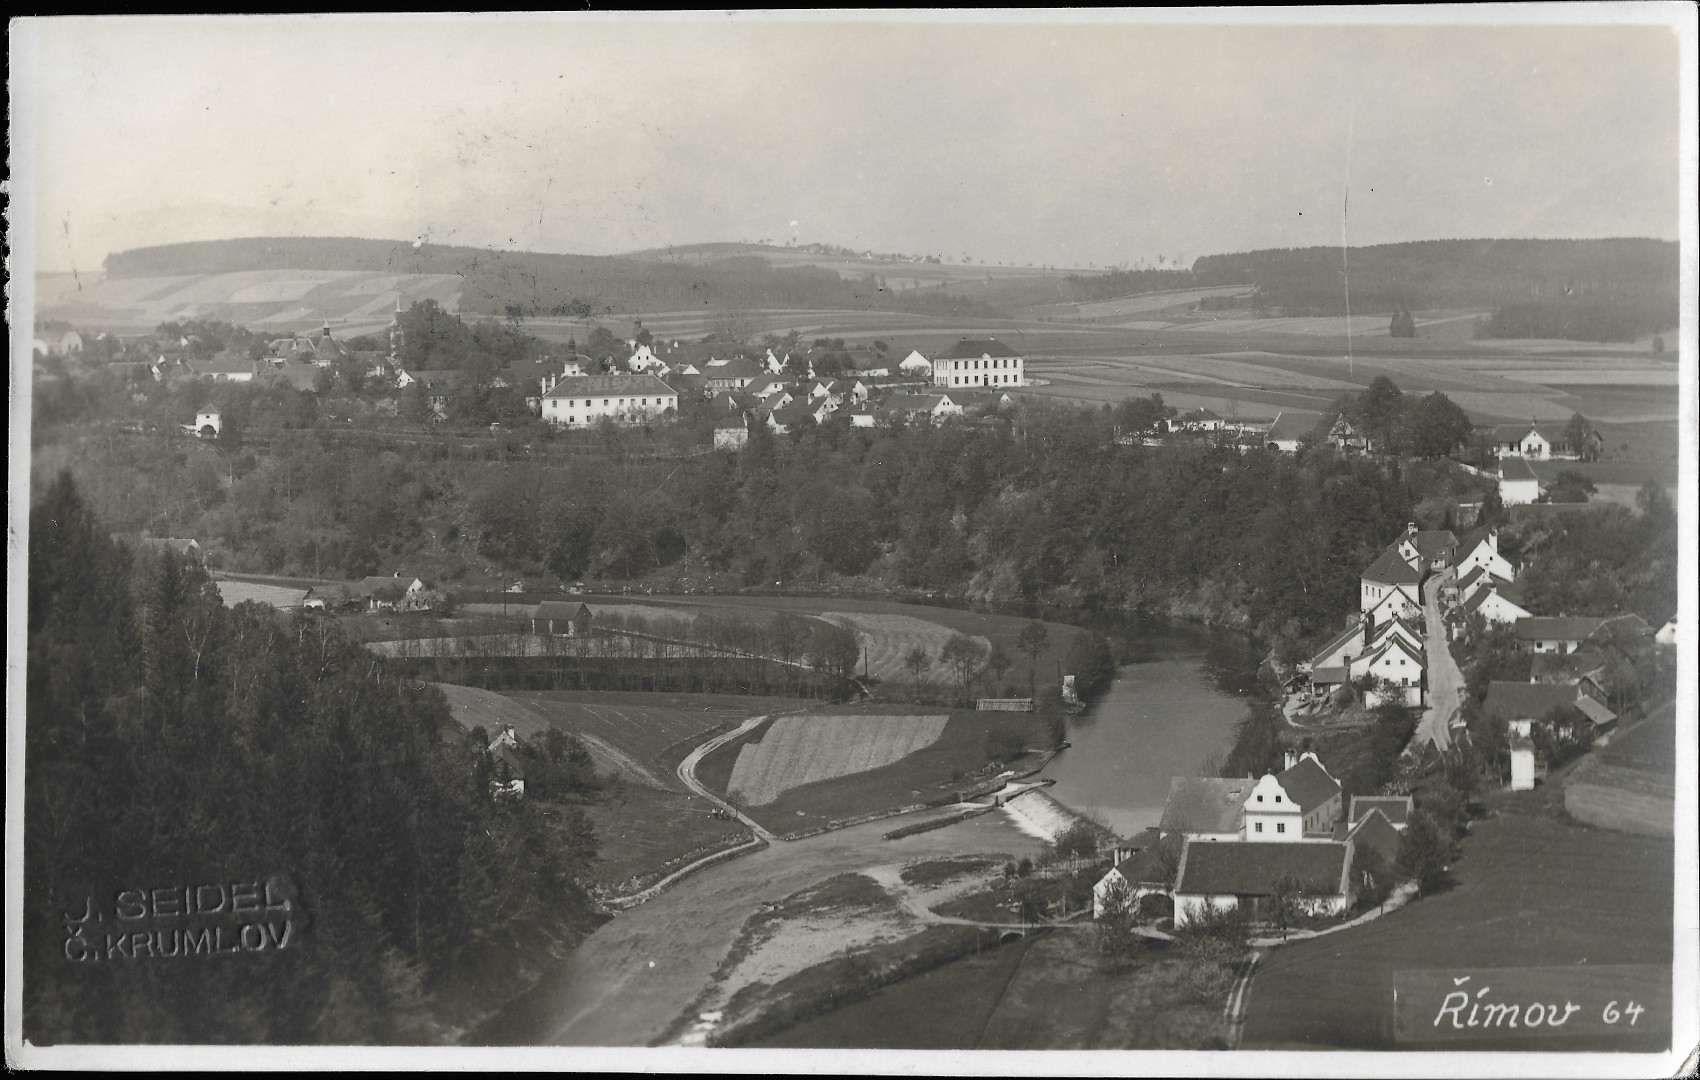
[532,600,592,637]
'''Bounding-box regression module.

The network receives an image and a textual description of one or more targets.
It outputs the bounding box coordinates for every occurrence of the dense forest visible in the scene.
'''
[24,476,603,1043]
[1191,238,1679,340]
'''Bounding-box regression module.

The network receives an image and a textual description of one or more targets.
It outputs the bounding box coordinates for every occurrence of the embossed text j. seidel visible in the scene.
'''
[62,876,306,962]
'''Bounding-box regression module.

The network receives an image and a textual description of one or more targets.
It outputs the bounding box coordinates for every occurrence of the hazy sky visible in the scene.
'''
[15,13,1686,274]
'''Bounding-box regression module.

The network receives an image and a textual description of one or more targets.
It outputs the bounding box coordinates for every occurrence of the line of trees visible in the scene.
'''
[25,474,600,1043]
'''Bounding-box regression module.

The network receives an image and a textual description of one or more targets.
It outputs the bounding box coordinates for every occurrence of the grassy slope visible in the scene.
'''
[752,930,1229,1049]
[698,704,1052,833]
[1240,784,1674,1051]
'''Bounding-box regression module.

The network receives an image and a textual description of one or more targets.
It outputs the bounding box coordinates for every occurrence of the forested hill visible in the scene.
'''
[100,237,1000,320]
[1191,238,1679,339]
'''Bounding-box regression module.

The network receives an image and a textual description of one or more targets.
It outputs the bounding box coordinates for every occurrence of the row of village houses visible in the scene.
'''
[1088,505,1673,930]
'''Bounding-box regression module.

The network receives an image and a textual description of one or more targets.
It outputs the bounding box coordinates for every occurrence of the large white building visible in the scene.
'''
[931,338,1024,389]
[540,374,678,426]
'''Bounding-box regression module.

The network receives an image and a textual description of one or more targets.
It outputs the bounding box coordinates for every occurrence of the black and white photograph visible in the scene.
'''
[7,10,1695,1074]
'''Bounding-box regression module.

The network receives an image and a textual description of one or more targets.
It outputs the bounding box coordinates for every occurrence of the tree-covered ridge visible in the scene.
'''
[1191,238,1679,339]
[25,475,600,1043]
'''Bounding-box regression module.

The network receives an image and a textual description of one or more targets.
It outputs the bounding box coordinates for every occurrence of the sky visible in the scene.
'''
[13,12,1687,275]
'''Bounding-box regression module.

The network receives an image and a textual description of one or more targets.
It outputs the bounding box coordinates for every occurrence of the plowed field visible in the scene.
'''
[727,714,949,805]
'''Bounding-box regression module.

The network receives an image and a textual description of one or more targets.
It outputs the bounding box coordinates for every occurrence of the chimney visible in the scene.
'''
[1407,522,1418,536]
[1283,750,1298,771]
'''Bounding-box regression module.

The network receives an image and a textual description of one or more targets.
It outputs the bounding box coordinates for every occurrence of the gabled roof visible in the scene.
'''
[1340,809,1401,864]
[1499,457,1539,482]
[1515,616,1605,642]
[1362,548,1422,586]
[1584,613,1654,649]
[541,374,676,399]
[1455,566,1486,593]
[937,338,1019,359]
[1405,530,1458,559]
[1573,695,1618,727]
[1175,840,1350,898]
[1310,621,1367,668]
[1181,408,1223,422]
[1275,754,1341,814]
[1529,649,1609,683]
[1311,665,1350,685]
[1358,635,1426,673]
[1348,795,1412,827]
[1460,585,1527,617]
[1160,777,1251,835]
[1456,525,1496,555]
[1483,681,1586,722]
[1266,410,1322,443]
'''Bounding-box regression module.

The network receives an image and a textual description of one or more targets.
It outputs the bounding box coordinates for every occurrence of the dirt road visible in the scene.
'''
[1413,572,1462,752]
[519,809,1045,1047]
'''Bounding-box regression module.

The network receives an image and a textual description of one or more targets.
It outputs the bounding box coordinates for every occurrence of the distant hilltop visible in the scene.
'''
[72,233,1680,345]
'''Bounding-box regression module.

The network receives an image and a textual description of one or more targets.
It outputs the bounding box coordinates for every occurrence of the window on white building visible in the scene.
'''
[1277,823,1286,834]
[1254,822,1263,833]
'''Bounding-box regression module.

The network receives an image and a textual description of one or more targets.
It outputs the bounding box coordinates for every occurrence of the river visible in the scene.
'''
[1040,624,1262,836]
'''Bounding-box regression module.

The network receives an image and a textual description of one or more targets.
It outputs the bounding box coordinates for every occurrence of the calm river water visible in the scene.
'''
[1040,625,1261,836]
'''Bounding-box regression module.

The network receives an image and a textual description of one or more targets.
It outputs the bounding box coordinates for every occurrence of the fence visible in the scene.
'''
[976,698,1035,712]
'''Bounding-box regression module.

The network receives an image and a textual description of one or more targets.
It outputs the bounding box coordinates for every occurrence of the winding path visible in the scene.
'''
[675,714,777,841]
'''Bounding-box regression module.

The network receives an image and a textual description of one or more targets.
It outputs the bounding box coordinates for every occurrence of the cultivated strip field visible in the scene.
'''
[820,612,989,683]
[727,714,950,806]
[215,580,307,609]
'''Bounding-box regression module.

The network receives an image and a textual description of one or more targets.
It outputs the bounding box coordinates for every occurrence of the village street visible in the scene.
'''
[528,807,1048,1047]
[1413,571,1463,751]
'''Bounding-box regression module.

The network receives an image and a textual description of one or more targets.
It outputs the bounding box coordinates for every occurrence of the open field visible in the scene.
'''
[726,714,951,805]
[751,928,1229,1050]
[215,579,307,609]
[699,703,1051,834]
[1239,786,1673,1050]
[649,595,1081,693]
[578,784,749,893]
[1564,700,1675,837]
[35,269,463,335]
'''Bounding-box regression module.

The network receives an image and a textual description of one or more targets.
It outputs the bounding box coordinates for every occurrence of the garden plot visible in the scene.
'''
[727,714,950,806]
[215,580,307,609]
[820,612,988,683]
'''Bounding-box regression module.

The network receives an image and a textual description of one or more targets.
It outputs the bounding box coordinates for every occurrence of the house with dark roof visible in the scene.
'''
[1483,680,1616,737]
[1173,840,1354,926]
[703,357,768,391]
[1309,619,1371,674]
[1332,808,1402,865]
[140,537,203,562]
[931,338,1024,389]
[713,415,749,451]
[1455,526,1516,583]
[304,575,428,613]
[1159,777,1252,841]
[1361,548,1423,617]
[1488,421,1601,461]
[1174,408,1225,432]
[530,601,592,637]
[1393,522,1458,573]
[1450,582,1533,636]
[1499,456,1541,505]
[1516,616,1606,655]
[1243,752,1344,841]
[1351,635,1426,708]
[883,392,964,423]
[1348,794,1412,830]
[1325,414,1370,452]
[1092,844,1177,918]
[540,373,678,427]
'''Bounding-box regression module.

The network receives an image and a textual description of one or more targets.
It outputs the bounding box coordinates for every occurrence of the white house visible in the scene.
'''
[1509,733,1538,791]
[763,349,786,374]
[882,392,964,423]
[1655,617,1677,649]
[1241,774,1304,841]
[898,350,933,377]
[1360,549,1423,617]
[1454,527,1516,583]
[1353,636,1426,708]
[1174,408,1225,433]
[1515,617,1605,655]
[188,410,222,437]
[627,344,666,373]
[1499,457,1542,505]
[1242,752,1345,841]
[846,401,880,428]
[930,338,1024,389]
[1172,840,1354,926]
[540,374,678,426]
[1091,846,1176,919]
[1458,585,1532,628]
